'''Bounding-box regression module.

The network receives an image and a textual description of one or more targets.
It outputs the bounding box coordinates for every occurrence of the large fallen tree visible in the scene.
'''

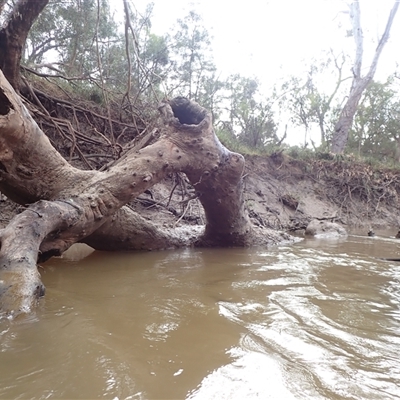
[0,0,295,315]
[0,70,292,315]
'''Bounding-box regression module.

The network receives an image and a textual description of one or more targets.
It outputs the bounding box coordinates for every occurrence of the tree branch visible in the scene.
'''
[366,0,400,80]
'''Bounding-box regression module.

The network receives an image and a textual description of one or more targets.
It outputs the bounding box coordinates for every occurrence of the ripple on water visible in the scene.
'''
[213,245,400,399]
[1,242,400,399]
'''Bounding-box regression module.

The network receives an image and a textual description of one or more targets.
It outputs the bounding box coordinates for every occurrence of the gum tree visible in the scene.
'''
[330,0,399,154]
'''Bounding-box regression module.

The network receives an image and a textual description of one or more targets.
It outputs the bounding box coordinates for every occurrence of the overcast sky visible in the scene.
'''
[130,0,400,87]
[127,0,400,145]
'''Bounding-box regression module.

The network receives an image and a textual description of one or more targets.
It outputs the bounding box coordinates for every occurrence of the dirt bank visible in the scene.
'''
[242,153,400,234]
[2,152,400,239]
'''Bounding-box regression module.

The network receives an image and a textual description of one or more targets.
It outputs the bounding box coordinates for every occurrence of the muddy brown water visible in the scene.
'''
[1,230,400,399]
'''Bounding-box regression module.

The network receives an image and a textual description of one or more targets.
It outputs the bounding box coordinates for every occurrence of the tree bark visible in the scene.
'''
[0,0,49,91]
[330,79,366,154]
[0,70,288,315]
[330,0,399,154]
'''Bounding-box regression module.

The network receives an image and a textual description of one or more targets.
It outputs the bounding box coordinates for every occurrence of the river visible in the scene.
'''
[1,230,400,399]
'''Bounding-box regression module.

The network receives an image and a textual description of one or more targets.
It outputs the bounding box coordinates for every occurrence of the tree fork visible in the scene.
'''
[0,69,267,314]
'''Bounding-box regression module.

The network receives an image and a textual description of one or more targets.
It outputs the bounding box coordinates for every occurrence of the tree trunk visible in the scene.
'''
[0,0,49,91]
[330,0,399,154]
[0,71,289,315]
[330,79,366,154]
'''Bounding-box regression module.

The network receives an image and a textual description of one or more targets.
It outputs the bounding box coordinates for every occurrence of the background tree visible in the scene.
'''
[330,0,399,154]
[121,1,170,122]
[167,11,217,101]
[347,77,400,162]
[277,51,353,150]
[279,75,315,148]
[25,0,119,77]
[217,75,280,150]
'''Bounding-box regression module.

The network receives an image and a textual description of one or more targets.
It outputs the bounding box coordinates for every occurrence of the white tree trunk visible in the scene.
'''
[331,1,399,154]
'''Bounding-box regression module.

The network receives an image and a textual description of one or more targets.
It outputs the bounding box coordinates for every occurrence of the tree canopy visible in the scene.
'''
[1,0,398,159]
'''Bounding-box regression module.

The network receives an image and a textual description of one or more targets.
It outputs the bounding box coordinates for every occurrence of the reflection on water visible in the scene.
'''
[1,233,400,399]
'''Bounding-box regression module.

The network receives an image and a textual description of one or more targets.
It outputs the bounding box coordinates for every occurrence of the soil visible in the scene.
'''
[2,151,400,241]
[241,153,400,234]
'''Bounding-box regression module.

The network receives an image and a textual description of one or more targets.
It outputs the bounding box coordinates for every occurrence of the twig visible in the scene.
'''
[174,200,192,227]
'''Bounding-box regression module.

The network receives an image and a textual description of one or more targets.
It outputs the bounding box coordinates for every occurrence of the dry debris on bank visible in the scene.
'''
[243,153,400,234]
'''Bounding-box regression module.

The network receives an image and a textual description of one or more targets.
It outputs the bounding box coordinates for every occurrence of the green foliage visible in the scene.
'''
[218,75,280,151]
[347,77,400,163]
[277,52,350,149]
[166,10,218,104]
[216,127,285,156]
[286,146,316,161]
[21,1,400,167]
[26,0,119,75]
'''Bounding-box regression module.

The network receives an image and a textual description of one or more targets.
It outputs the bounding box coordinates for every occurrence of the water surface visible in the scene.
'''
[1,231,400,399]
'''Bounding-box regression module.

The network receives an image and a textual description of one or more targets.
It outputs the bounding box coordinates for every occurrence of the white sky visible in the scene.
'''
[128,0,400,145]
[130,0,400,83]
